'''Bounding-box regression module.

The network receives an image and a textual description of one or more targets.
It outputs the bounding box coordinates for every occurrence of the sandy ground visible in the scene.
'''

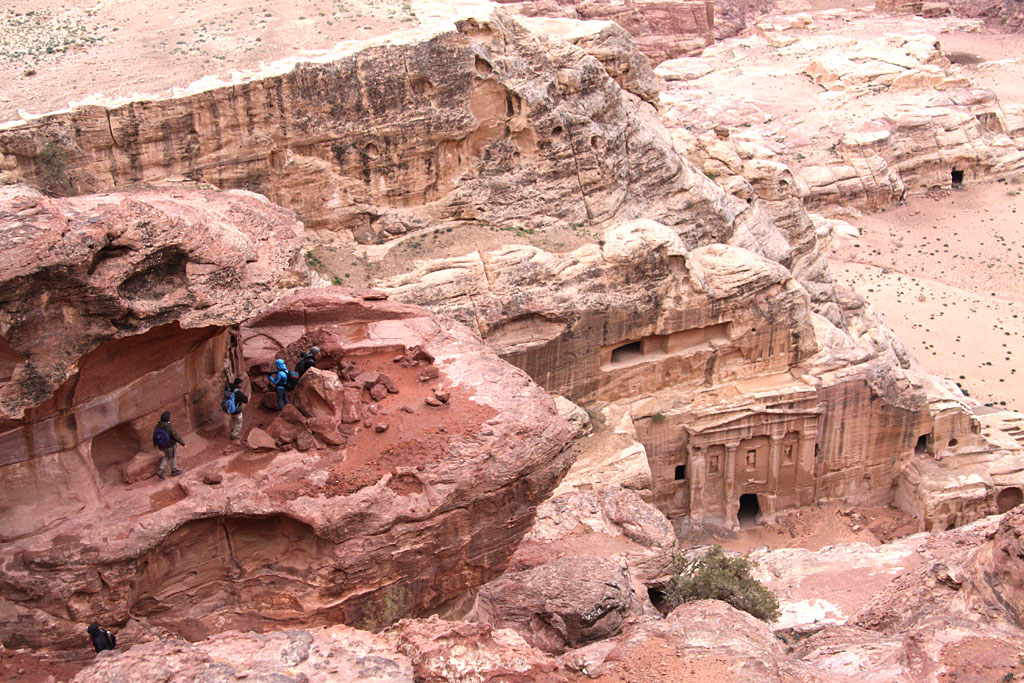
[679,503,919,553]
[0,0,418,123]
[831,181,1024,410]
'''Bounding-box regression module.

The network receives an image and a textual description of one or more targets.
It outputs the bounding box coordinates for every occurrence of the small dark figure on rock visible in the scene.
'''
[268,358,295,410]
[296,346,320,378]
[86,624,116,653]
[153,411,185,479]
[222,377,248,440]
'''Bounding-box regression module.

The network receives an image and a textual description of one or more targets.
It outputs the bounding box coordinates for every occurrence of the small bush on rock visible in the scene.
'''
[663,545,780,622]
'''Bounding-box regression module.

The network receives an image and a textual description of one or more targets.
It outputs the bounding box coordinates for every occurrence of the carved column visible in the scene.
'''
[689,446,706,524]
[765,435,782,520]
[724,443,739,529]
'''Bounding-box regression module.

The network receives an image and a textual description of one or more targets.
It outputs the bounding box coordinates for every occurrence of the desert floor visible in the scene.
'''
[831,180,1024,411]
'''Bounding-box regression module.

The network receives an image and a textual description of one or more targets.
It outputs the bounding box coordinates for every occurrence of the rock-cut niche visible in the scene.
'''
[91,423,142,485]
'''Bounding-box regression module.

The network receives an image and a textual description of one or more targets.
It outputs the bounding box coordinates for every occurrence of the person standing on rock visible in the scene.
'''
[154,411,186,479]
[222,377,248,440]
[86,624,116,653]
[295,346,320,379]
[268,358,293,410]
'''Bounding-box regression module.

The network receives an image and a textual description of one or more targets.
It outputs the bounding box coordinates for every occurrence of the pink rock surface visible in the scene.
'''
[389,615,568,682]
[71,625,414,682]
[0,288,575,650]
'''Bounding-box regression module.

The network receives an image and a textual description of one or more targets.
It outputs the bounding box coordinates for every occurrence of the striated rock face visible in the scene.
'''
[71,626,414,683]
[0,283,574,650]
[388,615,567,682]
[0,7,731,246]
[492,0,716,63]
[0,185,306,545]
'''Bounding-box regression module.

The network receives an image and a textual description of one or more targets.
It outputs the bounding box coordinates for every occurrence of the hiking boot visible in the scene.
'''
[157,471,166,480]
[170,469,183,477]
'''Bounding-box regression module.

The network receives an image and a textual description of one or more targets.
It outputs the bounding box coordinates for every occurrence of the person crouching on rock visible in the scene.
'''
[153,411,186,479]
[222,377,248,440]
[295,346,320,378]
[268,358,293,410]
[87,624,116,653]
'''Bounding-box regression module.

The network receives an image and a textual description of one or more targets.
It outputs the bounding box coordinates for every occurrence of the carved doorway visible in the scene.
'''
[737,494,761,528]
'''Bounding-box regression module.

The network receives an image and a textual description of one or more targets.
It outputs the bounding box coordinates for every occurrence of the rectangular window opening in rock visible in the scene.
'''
[674,465,686,481]
[746,449,756,469]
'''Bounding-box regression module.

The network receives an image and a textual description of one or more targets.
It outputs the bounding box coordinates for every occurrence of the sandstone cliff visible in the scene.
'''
[0,184,574,651]
[0,6,734,249]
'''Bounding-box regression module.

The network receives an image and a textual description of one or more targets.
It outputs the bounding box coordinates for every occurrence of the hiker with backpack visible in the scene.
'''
[222,377,248,440]
[86,624,116,653]
[295,346,320,378]
[268,358,295,410]
[153,411,186,479]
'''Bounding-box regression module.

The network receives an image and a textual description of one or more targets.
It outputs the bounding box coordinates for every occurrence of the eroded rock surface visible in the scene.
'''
[0,284,574,650]
[0,6,731,248]
[71,626,414,683]
[471,555,639,654]
[389,615,567,682]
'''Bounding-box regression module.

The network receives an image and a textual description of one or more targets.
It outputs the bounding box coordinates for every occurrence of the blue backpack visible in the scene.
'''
[221,389,238,415]
[153,426,172,449]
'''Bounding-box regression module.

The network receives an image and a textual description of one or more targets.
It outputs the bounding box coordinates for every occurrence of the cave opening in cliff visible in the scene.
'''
[737,494,761,528]
[951,168,964,188]
[915,434,929,456]
[610,341,644,365]
[91,423,142,485]
[998,487,1024,513]
[674,465,686,480]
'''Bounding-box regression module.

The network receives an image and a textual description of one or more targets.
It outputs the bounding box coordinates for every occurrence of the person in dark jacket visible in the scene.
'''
[222,377,249,440]
[268,358,291,410]
[154,411,186,479]
[295,346,321,378]
[87,624,116,653]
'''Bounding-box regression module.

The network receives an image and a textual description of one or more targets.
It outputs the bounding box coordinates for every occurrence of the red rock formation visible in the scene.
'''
[0,227,574,649]
[471,555,640,654]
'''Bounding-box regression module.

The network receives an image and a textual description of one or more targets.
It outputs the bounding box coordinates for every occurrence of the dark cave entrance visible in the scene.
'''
[951,168,964,188]
[610,340,644,365]
[998,487,1024,513]
[915,434,929,456]
[737,494,762,529]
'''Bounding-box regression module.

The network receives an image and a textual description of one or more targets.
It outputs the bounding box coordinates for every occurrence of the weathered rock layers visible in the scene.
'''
[0,7,733,248]
[0,185,574,650]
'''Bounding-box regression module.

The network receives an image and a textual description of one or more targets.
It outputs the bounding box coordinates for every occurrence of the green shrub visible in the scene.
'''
[663,545,780,622]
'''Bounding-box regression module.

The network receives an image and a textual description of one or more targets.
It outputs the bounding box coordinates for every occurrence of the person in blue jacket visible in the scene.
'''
[268,359,292,410]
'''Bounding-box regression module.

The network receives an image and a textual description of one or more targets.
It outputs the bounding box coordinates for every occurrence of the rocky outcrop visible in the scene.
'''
[0,285,574,650]
[510,486,676,584]
[388,616,567,682]
[742,509,1024,680]
[471,555,640,653]
[658,11,1024,214]
[0,185,305,425]
[71,626,414,682]
[492,0,716,63]
[564,599,825,680]
[0,7,732,246]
